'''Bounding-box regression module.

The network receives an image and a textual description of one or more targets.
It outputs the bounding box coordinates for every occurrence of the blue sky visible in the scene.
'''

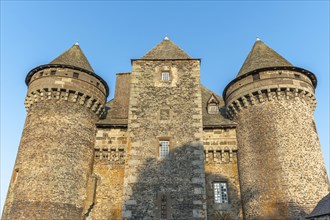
[1,1,329,212]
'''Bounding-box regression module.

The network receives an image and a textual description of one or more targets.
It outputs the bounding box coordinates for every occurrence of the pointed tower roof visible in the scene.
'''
[237,38,293,77]
[50,43,94,72]
[141,37,192,59]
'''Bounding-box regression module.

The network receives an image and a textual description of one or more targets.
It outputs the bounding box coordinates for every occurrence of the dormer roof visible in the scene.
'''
[50,43,95,72]
[141,37,192,60]
[207,94,220,104]
[237,39,293,77]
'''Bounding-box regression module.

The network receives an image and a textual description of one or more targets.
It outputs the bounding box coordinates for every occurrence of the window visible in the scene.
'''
[162,72,170,81]
[73,72,79,78]
[160,195,167,219]
[159,141,169,158]
[252,73,260,81]
[39,72,44,77]
[208,104,218,114]
[214,182,228,204]
[294,74,300,79]
[50,70,56,75]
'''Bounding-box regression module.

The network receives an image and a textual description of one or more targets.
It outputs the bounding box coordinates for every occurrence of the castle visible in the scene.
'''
[2,38,329,220]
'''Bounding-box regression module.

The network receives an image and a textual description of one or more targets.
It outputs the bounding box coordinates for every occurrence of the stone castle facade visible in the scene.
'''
[2,38,329,220]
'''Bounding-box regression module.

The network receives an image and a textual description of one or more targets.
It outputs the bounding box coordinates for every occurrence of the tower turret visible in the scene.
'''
[2,43,109,219]
[223,39,329,219]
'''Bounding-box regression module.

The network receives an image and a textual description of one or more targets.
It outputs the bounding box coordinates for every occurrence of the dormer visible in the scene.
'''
[207,94,220,114]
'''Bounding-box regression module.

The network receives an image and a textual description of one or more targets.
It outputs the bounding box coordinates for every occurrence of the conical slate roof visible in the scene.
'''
[50,43,94,72]
[141,37,191,59]
[306,194,330,219]
[237,39,293,77]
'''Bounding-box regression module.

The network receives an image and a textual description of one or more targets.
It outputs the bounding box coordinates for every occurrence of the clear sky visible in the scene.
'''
[1,1,329,213]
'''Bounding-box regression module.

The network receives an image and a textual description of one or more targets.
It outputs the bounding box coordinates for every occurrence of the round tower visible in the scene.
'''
[223,39,329,219]
[2,43,109,219]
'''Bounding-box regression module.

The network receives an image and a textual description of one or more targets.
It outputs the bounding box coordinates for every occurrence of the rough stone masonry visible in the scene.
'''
[2,38,329,220]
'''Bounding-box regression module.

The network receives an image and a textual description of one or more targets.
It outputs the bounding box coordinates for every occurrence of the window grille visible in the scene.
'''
[73,72,79,78]
[160,195,167,219]
[159,141,169,158]
[162,72,170,81]
[208,105,218,114]
[214,182,228,204]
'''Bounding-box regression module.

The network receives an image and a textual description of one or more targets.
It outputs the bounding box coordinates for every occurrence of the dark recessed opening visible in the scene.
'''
[252,73,260,81]
[73,72,79,78]
[50,70,56,75]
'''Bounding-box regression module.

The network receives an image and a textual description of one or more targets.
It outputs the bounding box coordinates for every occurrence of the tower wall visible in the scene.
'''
[224,68,329,219]
[2,67,107,219]
[122,60,207,219]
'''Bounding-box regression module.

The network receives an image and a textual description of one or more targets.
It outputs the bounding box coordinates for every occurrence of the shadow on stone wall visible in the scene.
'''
[123,143,243,220]
[122,141,313,220]
[204,172,242,220]
[239,178,310,219]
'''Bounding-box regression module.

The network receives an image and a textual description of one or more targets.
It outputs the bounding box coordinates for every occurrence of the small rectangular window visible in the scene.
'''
[73,72,79,78]
[208,105,218,114]
[50,70,56,75]
[162,72,170,81]
[39,72,44,77]
[159,141,169,158]
[214,182,228,204]
[252,73,260,81]
[294,74,300,79]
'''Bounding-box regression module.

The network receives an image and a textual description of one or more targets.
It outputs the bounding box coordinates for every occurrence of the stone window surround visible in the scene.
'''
[159,69,172,82]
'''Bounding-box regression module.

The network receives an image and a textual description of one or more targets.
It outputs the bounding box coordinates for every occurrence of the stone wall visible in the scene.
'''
[122,59,207,219]
[2,66,107,220]
[88,127,127,220]
[203,128,243,220]
[24,67,107,116]
[235,98,329,219]
[225,69,329,219]
[2,101,98,219]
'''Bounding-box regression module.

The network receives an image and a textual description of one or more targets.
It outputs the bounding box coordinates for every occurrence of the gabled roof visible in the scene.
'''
[207,94,220,104]
[141,38,192,59]
[306,194,330,219]
[50,43,94,72]
[201,86,236,128]
[237,39,292,77]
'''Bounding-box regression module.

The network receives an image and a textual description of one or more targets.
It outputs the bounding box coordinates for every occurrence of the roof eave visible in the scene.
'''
[222,66,317,102]
[25,64,110,98]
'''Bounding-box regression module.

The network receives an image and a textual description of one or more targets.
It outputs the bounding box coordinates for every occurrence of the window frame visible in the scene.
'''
[213,181,229,204]
[208,104,219,114]
[73,72,79,78]
[161,71,170,81]
[159,140,170,158]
